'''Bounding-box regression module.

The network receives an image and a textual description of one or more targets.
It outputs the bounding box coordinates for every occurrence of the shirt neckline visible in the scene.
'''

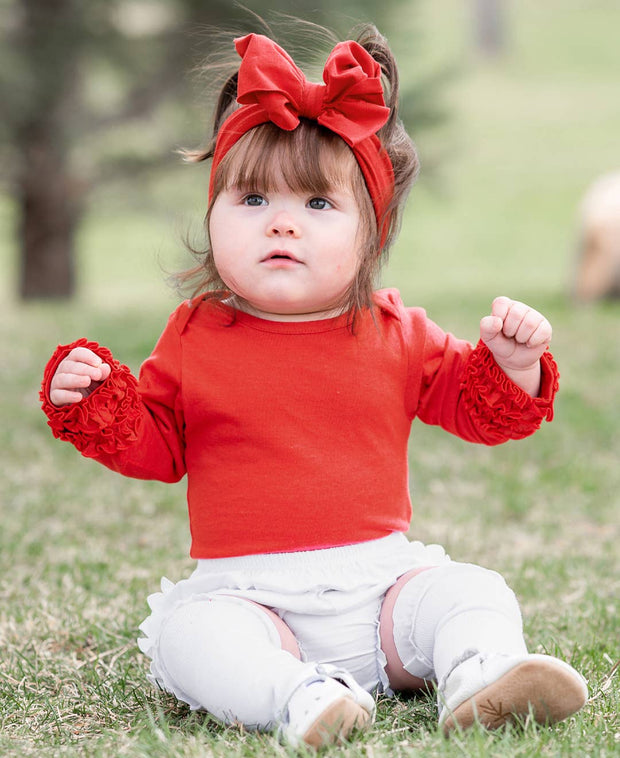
[222,303,354,334]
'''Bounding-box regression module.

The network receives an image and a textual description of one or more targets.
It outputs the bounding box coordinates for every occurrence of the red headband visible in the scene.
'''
[209,34,395,235]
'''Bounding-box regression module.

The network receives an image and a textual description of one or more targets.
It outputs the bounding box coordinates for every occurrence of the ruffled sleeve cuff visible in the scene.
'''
[40,338,143,457]
[461,340,559,441]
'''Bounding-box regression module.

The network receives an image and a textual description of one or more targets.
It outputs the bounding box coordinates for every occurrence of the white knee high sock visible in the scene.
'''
[391,563,527,684]
[156,596,319,728]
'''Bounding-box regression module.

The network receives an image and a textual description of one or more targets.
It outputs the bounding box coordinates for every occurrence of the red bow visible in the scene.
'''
[234,33,390,147]
[209,34,395,238]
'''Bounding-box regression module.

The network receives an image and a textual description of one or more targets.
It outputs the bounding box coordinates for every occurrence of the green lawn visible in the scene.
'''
[1,1,618,755]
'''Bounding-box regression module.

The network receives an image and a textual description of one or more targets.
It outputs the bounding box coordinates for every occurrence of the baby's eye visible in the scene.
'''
[243,193,267,207]
[307,197,333,210]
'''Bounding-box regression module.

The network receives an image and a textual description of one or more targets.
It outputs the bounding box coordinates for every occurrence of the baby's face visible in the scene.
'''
[209,172,363,321]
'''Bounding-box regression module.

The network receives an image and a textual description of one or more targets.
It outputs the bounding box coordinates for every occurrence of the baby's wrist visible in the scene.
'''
[495,359,540,375]
[496,361,541,397]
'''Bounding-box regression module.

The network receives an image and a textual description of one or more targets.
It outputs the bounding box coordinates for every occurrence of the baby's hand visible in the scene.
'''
[479,297,552,395]
[49,347,111,407]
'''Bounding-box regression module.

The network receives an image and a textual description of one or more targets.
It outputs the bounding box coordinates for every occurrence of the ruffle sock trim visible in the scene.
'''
[461,341,559,442]
[40,337,143,456]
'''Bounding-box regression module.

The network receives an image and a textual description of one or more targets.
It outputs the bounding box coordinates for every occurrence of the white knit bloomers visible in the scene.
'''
[138,533,450,710]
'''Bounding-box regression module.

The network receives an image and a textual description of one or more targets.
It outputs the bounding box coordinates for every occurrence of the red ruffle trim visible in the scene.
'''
[461,341,559,441]
[40,338,143,457]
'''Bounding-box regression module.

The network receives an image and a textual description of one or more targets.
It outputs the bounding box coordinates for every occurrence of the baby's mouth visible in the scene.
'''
[262,251,302,263]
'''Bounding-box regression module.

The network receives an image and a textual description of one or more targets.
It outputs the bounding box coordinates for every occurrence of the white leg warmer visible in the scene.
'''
[156,596,320,729]
[389,562,527,685]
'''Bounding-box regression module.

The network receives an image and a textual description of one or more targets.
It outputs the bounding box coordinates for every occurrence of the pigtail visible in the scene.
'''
[353,25,400,132]
[212,72,240,135]
[181,71,239,165]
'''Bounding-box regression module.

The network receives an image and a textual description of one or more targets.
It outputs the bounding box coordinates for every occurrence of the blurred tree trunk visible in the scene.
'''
[17,104,81,299]
[15,0,82,299]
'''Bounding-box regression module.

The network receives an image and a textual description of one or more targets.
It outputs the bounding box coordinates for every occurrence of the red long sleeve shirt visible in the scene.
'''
[41,289,558,558]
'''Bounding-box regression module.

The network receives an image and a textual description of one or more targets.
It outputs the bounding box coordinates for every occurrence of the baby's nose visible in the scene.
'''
[267,209,300,237]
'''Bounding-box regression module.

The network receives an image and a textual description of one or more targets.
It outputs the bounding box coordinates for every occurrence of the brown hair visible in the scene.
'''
[176,23,419,319]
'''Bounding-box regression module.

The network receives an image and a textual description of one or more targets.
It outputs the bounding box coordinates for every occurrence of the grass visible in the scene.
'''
[1,0,619,755]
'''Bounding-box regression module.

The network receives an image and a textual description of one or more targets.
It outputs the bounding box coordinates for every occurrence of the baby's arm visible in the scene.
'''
[49,346,112,407]
[479,296,552,397]
[42,339,184,481]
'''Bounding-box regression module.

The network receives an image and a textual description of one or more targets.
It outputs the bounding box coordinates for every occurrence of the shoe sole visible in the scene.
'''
[443,657,588,732]
[302,696,371,748]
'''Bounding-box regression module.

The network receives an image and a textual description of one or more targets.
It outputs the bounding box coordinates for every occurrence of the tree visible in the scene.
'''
[8,0,84,298]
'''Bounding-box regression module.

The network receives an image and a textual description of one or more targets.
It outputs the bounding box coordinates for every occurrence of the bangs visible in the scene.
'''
[213,120,367,197]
